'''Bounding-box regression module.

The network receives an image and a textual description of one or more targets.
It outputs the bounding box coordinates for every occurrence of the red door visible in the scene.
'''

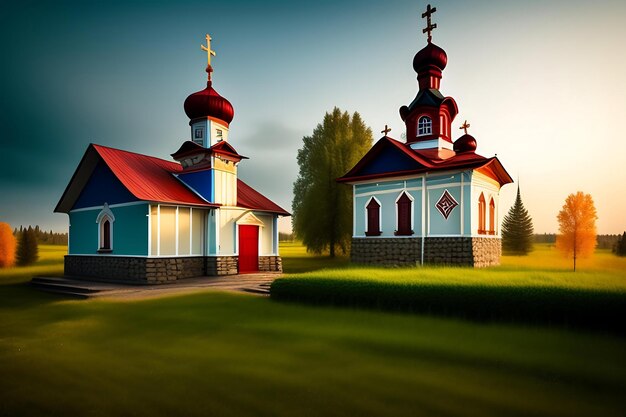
[238,225,259,273]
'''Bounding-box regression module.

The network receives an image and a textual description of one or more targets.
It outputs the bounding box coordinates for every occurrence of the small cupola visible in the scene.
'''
[413,42,447,91]
[453,120,478,154]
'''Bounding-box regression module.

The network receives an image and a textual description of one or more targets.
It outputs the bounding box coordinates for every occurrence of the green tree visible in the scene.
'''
[293,107,373,256]
[501,185,534,255]
[614,232,626,256]
[16,226,39,266]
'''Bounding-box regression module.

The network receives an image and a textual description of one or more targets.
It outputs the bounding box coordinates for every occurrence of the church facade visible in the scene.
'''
[338,6,512,267]
[55,35,289,283]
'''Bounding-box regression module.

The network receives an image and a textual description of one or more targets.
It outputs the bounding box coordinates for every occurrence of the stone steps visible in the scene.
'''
[29,274,279,299]
[241,282,271,295]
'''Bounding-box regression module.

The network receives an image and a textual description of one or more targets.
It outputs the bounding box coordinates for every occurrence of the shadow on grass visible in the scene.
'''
[0,282,61,309]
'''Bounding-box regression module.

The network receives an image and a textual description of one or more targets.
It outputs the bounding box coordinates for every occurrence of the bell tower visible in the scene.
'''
[172,34,245,206]
[399,4,458,157]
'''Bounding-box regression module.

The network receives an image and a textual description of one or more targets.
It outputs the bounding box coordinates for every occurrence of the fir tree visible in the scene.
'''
[16,226,39,266]
[501,185,534,255]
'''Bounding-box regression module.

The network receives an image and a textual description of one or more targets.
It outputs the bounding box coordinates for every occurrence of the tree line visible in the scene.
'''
[534,233,621,250]
[1,223,68,268]
[13,225,68,245]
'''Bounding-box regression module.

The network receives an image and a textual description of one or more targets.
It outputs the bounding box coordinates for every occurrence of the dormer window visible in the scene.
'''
[417,116,432,136]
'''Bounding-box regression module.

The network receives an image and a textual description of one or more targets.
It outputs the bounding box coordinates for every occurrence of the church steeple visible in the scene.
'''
[399,4,458,154]
[183,34,234,147]
[173,34,243,206]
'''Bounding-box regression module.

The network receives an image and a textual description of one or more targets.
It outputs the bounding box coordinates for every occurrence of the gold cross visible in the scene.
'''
[381,125,392,135]
[422,4,437,43]
[201,34,216,67]
[460,120,471,134]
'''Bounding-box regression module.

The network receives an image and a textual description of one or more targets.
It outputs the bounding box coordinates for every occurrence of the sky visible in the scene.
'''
[1,0,625,235]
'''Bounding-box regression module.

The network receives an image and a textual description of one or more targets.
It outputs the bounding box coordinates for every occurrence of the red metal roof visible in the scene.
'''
[337,136,513,186]
[237,179,290,216]
[56,143,289,215]
[93,145,212,207]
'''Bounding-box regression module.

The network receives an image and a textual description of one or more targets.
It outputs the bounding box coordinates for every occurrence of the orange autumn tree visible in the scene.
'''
[556,192,597,272]
[0,222,17,268]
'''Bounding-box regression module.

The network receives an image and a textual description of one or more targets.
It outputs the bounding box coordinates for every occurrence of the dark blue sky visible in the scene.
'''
[1,0,625,233]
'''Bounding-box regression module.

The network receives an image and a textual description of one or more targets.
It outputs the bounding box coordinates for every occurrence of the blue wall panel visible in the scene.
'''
[428,186,462,235]
[73,161,138,209]
[355,180,404,194]
[69,203,149,256]
[355,189,422,237]
[178,170,213,202]
[69,209,98,254]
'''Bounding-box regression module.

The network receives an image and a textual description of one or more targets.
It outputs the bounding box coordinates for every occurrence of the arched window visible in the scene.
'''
[417,116,432,136]
[96,203,115,252]
[489,197,496,235]
[395,192,413,236]
[365,197,381,236]
[101,219,111,250]
[478,193,486,235]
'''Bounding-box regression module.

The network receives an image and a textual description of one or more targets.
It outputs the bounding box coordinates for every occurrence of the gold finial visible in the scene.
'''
[381,125,392,136]
[460,120,471,134]
[421,4,437,43]
[201,34,216,67]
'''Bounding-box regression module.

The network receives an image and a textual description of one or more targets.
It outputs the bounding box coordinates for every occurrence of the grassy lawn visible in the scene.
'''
[273,244,626,332]
[282,243,626,291]
[0,245,625,416]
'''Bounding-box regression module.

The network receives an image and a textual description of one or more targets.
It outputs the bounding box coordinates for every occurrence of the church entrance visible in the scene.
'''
[238,225,259,273]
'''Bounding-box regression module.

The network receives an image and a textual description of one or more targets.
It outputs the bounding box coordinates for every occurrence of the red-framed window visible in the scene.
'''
[478,192,486,235]
[489,198,496,235]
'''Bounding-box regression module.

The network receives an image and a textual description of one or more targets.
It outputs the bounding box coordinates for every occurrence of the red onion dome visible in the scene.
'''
[453,134,477,153]
[413,42,448,73]
[184,80,234,124]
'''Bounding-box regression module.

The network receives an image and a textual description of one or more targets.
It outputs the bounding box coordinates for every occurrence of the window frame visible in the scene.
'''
[478,192,486,235]
[364,197,382,237]
[96,203,115,253]
[417,116,433,136]
[488,197,496,235]
[395,191,414,236]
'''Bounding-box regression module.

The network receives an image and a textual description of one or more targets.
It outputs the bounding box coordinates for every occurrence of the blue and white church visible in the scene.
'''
[55,35,289,283]
[338,5,513,267]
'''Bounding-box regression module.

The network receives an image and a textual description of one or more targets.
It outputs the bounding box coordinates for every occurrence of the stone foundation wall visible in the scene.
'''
[206,256,238,276]
[351,237,501,267]
[351,238,421,266]
[65,256,147,283]
[259,256,283,272]
[470,237,502,268]
[145,257,205,283]
[64,254,281,284]
[423,237,474,266]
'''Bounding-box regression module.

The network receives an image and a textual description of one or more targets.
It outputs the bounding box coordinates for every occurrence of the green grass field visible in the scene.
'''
[0,244,625,416]
[273,244,626,332]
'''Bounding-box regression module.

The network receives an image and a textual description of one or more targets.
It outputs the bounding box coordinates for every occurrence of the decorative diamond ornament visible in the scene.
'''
[436,190,458,220]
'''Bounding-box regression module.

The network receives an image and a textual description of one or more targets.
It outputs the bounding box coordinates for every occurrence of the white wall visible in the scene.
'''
[149,205,206,256]
[470,172,501,236]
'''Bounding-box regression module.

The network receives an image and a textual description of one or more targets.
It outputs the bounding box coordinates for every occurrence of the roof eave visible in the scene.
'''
[54,144,100,214]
